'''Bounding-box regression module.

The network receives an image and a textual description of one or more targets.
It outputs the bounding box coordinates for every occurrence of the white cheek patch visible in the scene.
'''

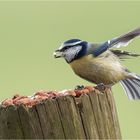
[65,46,82,62]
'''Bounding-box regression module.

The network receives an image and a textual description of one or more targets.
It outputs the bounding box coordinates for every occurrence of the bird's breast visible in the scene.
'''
[69,53,126,84]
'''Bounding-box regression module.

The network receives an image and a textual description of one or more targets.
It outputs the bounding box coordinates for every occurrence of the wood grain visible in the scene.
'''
[0,89,121,139]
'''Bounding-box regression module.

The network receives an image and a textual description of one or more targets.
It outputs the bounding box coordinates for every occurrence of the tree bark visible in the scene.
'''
[0,89,121,139]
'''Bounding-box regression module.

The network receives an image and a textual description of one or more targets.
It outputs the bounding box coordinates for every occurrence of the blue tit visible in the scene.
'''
[53,28,140,100]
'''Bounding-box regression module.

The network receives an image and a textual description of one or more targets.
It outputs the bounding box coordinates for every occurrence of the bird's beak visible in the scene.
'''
[53,50,63,58]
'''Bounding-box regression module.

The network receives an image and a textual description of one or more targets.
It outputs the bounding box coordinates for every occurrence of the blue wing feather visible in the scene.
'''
[92,27,140,57]
[92,41,109,57]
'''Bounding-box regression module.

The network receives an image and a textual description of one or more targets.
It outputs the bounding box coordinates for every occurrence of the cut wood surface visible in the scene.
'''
[0,88,121,139]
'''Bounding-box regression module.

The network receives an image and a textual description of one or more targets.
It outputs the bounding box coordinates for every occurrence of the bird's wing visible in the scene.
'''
[110,50,140,59]
[92,28,140,57]
[109,27,140,48]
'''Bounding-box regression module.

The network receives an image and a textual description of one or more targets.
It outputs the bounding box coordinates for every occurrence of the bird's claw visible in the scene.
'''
[75,85,85,90]
[95,83,112,92]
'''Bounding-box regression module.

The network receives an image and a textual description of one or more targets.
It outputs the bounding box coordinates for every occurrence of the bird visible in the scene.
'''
[53,28,140,100]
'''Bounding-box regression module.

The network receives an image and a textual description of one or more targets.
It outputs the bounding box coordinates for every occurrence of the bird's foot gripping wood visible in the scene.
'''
[75,85,85,90]
[95,83,112,93]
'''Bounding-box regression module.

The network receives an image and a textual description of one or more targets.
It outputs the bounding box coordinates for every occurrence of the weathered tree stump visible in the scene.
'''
[0,89,121,139]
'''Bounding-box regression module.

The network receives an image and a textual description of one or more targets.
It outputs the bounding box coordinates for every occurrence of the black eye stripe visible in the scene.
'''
[63,46,70,50]
[61,45,76,51]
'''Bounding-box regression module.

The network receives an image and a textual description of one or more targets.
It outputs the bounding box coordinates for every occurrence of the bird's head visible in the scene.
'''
[53,39,88,63]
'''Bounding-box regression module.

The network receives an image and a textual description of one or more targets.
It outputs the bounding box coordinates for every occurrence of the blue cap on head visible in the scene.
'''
[64,39,81,44]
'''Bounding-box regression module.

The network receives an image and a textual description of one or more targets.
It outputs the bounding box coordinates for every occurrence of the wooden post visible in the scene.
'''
[0,89,121,139]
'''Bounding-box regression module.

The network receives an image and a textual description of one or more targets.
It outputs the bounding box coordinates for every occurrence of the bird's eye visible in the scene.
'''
[65,46,70,49]
[62,46,70,51]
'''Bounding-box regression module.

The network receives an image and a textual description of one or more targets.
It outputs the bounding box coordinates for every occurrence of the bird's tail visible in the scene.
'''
[120,74,140,100]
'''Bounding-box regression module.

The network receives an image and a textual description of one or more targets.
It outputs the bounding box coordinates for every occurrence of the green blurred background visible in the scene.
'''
[0,1,140,139]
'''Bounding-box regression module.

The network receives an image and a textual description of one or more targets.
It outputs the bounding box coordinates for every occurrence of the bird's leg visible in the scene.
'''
[75,85,85,90]
[95,83,106,91]
[95,83,112,92]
